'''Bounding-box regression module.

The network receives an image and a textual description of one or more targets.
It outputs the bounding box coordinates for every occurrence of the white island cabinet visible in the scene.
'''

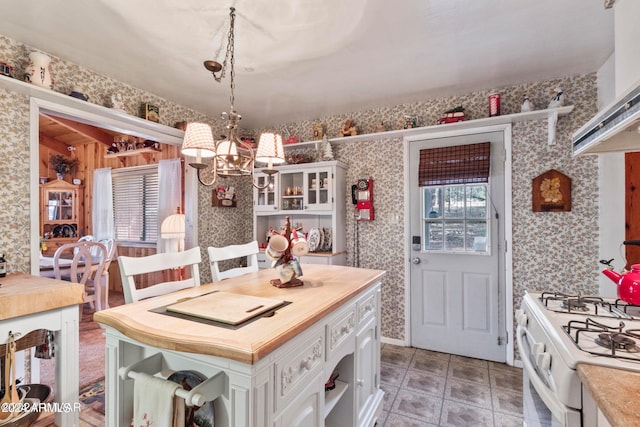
[94,264,384,427]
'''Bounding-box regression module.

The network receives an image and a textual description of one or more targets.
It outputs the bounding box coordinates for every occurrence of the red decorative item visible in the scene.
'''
[489,93,501,116]
[602,264,640,305]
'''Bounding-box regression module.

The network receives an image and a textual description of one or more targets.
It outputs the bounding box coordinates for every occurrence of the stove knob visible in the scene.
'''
[515,310,527,326]
[536,352,551,371]
[532,342,545,355]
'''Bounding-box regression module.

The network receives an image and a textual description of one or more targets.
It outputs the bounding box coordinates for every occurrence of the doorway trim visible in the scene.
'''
[29,96,198,276]
[402,123,514,365]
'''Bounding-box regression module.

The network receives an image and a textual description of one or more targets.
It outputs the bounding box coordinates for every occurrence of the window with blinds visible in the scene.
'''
[112,165,159,243]
[418,142,491,253]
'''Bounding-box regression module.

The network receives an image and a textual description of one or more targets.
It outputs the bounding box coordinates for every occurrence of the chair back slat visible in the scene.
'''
[208,241,259,282]
[117,247,202,304]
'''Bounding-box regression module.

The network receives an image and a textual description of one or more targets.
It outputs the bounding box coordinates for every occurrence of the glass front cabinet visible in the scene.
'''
[40,179,84,255]
[253,161,347,267]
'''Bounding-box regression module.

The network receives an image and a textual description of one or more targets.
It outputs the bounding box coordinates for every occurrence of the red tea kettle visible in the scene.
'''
[602,264,640,305]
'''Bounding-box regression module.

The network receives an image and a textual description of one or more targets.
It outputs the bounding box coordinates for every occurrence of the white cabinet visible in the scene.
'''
[253,161,347,266]
[274,373,323,427]
[254,173,279,212]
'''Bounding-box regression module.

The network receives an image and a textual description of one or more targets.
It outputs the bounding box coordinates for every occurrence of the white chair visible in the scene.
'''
[118,246,202,304]
[208,240,259,282]
[95,238,116,310]
[53,241,107,312]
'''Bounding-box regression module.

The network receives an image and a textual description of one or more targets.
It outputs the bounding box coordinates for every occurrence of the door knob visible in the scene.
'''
[411,257,421,265]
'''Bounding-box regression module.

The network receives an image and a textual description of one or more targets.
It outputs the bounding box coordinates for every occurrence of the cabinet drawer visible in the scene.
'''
[275,333,324,412]
[326,308,355,359]
[357,292,377,327]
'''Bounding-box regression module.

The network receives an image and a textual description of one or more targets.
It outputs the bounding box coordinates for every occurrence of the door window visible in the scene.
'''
[422,183,489,253]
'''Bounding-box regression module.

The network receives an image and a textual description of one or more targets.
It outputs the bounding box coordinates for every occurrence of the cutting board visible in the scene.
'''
[166,291,285,325]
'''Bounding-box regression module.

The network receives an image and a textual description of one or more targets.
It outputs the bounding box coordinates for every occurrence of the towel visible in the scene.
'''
[131,372,185,427]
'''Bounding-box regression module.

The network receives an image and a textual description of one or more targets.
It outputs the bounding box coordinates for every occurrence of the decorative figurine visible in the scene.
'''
[111,93,127,112]
[374,121,386,133]
[548,88,565,109]
[322,138,334,161]
[340,119,358,137]
[521,95,535,113]
[313,123,324,140]
[267,216,306,288]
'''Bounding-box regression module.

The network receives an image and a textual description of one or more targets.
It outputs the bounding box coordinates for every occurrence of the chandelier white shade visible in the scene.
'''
[181,123,216,164]
[256,132,285,165]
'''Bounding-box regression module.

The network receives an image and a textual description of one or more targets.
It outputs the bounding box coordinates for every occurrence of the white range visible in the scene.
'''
[518,291,640,426]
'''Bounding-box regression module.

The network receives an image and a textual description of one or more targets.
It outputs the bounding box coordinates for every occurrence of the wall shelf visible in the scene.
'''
[104,147,162,162]
[283,105,574,149]
[0,74,184,144]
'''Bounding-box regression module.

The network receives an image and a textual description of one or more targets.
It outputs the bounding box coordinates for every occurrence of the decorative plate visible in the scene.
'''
[317,227,324,252]
[322,227,332,252]
[307,228,320,252]
[167,370,215,427]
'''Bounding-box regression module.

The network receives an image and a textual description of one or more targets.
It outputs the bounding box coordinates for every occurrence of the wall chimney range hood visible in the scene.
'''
[573,80,640,155]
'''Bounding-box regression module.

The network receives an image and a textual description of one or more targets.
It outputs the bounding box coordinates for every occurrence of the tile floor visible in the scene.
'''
[378,344,523,427]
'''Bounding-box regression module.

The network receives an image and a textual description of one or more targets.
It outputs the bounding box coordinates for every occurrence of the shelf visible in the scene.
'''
[283,105,574,148]
[324,380,348,417]
[104,147,162,162]
[0,74,184,144]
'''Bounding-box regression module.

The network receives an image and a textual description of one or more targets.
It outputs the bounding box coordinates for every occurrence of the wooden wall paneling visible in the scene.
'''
[626,152,640,268]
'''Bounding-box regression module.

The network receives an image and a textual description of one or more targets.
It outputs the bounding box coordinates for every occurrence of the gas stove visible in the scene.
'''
[523,291,640,371]
[518,290,640,426]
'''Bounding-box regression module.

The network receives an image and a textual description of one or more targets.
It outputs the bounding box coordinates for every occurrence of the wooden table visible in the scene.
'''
[95,264,386,427]
[0,273,84,426]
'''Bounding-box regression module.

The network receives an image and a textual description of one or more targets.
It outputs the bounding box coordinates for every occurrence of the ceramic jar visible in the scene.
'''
[25,51,53,89]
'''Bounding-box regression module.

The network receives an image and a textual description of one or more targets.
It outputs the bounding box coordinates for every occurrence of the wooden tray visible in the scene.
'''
[166,292,284,325]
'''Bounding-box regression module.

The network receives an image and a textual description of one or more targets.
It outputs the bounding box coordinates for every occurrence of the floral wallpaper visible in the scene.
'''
[0,33,600,357]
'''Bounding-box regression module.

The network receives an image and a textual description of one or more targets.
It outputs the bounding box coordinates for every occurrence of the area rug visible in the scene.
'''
[79,379,105,414]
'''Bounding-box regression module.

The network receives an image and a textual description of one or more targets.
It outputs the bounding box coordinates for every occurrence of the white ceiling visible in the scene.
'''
[1,0,614,128]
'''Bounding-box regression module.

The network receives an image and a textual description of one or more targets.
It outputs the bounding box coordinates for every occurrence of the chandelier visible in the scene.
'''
[181,7,285,188]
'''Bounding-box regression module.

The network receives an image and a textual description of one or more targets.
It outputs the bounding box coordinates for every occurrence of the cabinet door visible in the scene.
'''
[274,373,323,427]
[254,173,279,212]
[355,317,378,423]
[46,189,76,221]
[279,170,304,212]
[304,167,332,211]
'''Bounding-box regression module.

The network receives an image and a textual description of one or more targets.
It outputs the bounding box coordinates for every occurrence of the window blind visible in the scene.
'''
[418,142,491,186]
[112,165,159,242]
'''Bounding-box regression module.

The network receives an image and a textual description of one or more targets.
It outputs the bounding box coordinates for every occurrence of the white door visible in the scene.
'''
[409,131,506,362]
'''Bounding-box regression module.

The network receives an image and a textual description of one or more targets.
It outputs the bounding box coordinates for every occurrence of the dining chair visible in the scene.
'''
[207,240,259,282]
[53,241,107,312]
[95,238,116,310]
[117,246,202,304]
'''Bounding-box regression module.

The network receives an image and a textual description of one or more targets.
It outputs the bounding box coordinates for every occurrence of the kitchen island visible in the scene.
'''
[94,264,385,427]
[0,273,84,426]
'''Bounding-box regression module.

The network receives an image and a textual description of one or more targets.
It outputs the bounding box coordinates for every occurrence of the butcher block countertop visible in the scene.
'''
[94,264,385,364]
[577,363,640,426]
[0,273,84,320]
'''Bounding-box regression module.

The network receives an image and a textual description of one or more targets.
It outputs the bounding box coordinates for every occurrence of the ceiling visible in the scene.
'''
[2,0,614,129]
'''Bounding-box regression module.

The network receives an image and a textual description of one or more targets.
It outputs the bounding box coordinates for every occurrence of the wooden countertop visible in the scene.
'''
[94,264,385,364]
[0,273,84,320]
[577,363,640,426]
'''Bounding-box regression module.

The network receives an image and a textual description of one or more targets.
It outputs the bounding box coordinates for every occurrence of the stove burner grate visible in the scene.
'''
[562,317,640,361]
[595,333,640,352]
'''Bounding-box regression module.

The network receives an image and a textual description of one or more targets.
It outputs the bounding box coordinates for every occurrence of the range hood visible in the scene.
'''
[573,80,640,155]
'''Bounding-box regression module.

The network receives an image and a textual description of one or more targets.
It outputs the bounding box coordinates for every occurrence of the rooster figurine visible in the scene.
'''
[548,88,565,109]
[521,95,535,113]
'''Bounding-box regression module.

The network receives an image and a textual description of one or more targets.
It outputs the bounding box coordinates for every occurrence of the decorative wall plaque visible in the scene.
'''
[532,169,571,212]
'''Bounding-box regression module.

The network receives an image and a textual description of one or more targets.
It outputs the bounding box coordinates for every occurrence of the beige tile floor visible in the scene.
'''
[379,344,523,427]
